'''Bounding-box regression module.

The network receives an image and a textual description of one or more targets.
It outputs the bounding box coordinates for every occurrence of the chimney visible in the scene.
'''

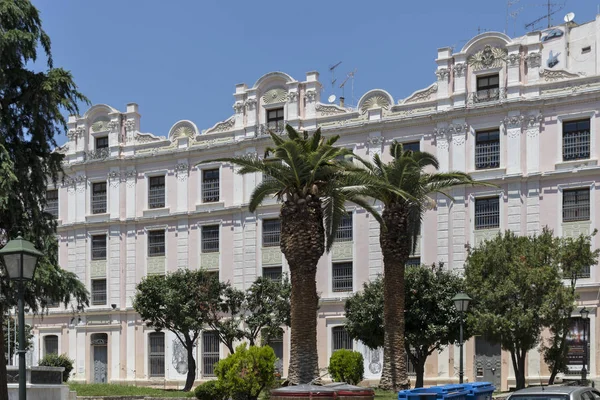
[340,97,345,108]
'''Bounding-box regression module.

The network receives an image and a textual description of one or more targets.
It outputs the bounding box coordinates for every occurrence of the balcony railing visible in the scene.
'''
[467,88,506,105]
[86,148,110,161]
[258,122,287,136]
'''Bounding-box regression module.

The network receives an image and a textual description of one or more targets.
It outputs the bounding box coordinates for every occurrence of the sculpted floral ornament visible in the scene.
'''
[525,52,542,68]
[467,45,507,70]
[287,91,299,102]
[367,136,385,146]
[315,103,347,116]
[175,163,189,181]
[107,120,120,132]
[232,102,245,113]
[305,90,317,102]
[435,68,450,81]
[453,63,466,77]
[360,94,391,114]
[245,98,257,110]
[124,120,136,132]
[452,134,466,146]
[502,115,524,129]
[91,119,110,132]
[507,53,522,67]
[539,69,581,82]
[403,83,438,104]
[262,88,287,104]
[206,117,235,134]
[436,137,449,151]
[68,127,85,139]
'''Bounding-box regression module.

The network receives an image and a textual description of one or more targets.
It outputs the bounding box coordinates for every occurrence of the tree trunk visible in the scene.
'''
[0,305,9,400]
[280,197,324,384]
[414,359,426,388]
[548,331,568,385]
[379,205,411,392]
[511,349,527,390]
[183,339,196,392]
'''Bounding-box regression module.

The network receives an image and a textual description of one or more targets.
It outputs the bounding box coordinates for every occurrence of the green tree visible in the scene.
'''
[344,264,468,387]
[202,126,377,384]
[465,229,571,389]
[348,142,479,391]
[133,269,223,392]
[3,316,32,363]
[543,231,599,384]
[0,0,89,398]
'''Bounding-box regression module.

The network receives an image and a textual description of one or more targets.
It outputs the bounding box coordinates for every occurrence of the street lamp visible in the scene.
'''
[580,307,590,384]
[0,233,43,400]
[452,293,472,384]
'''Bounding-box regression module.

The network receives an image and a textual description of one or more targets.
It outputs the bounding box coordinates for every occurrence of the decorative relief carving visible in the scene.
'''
[108,171,120,188]
[525,52,542,68]
[287,91,299,102]
[562,221,591,238]
[124,120,136,132]
[262,88,287,104]
[332,242,353,261]
[403,84,438,103]
[233,102,245,113]
[75,176,87,193]
[539,69,581,82]
[90,260,106,278]
[435,68,450,81]
[107,120,120,132]
[452,134,466,146]
[526,114,543,127]
[205,117,235,134]
[305,90,317,102]
[175,163,188,182]
[360,95,391,114]
[436,137,449,151]
[367,136,385,146]
[124,170,136,188]
[262,247,283,266]
[315,103,347,116]
[474,229,500,247]
[502,115,524,129]
[200,252,220,270]
[245,98,257,110]
[147,256,165,276]
[453,63,466,77]
[68,127,85,139]
[91,119,110,132]
[171,123,195,139]
[134,133,161,144]
[467,45,507,70]
[507,53,522,67]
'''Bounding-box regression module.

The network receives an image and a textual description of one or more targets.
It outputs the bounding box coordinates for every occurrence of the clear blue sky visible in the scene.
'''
[33,0,596,145]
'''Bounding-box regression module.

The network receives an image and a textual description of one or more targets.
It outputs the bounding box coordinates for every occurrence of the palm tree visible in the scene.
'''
[348,141,482,391]
[201,125,378,384]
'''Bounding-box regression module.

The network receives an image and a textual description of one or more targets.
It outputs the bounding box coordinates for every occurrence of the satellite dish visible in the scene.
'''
[327,94,337,104]
[564,12,575,23]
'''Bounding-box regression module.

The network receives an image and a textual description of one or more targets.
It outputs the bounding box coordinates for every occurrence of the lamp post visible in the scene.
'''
[580,307,590,384]
[452,293,472,384]
[0,234,43,400]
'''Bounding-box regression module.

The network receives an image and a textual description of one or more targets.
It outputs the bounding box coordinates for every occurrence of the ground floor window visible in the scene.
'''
[202,331,220,377]
[44,335,58,356]
[148,332,165,377]
[332,326,353,351]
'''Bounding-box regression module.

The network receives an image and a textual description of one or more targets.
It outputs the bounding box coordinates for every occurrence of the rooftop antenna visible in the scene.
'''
[339,68,357,106]
[524,0,565,31]
[329,61,342,89]
[505,0,521,34]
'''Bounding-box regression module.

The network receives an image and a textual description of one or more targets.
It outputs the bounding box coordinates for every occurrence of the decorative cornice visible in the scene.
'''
[467,45,507,71]
[453,63,466,77]
[233,102,245,113]
[435,68,450,81]
[315,103,347,116]
[526,114,543,127]
[205,117,235,134]
[539,69,581,82]
[305,90,317,102]
[403,83,438,104]
[525,52,542,68]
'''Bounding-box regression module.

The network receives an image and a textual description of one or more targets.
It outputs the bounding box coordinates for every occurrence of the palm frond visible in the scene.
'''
[249,180,283,212]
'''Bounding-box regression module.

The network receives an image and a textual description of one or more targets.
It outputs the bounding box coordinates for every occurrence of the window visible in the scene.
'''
[206,270,219,282]
[44,335,58,356]
[46,189,59,219]
[262,219,281,247]
[95,136,109,149]
[335,214,353,242]
[265,332,284,374]
[201,225,219,253]
[475,74,500,102]
[563,188,590,222]
[202,331,220,377]
[563,119,590,161]
[148,230,165,257]
[91,182,107,214]
[148,176,165,209]
[91,235,107,260]
[262,266,282,281]
[332,326,352,351]
[475,197,500,230]
[475,130,500,169]
[148,332,165,377]
[402,142,420,152]
[582,46,592,54]
[91,279,107,305]
[202,169,220,203]
[332,262,353,292]
[267,108,285,132]
[406,257,421,267]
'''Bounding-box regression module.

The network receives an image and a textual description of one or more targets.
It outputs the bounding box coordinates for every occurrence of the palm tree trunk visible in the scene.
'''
[379,206,411,392]
[280,198,324,384]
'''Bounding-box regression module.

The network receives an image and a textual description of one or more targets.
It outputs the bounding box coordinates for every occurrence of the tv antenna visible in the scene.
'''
[339,69,357,106]
[524,0,565,31]
[505,0,523,37]
[329,61,342,89]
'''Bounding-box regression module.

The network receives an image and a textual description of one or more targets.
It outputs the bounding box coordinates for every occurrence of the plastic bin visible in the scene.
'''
[325,383,375,399]
[398,388,439,400]
[463,382,495,400]
[270,384,336,399]
[399,385,469,400]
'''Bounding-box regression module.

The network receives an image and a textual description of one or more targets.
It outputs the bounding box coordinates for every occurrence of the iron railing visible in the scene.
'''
[258,121,287,136]
[91,279,107,305]
[332,262,353,292]
[201,226,219,253]
[262,266,282,281]
[475,141,500,169]
[335,215,353,242]
[91,235,107,260]
[148,231,165,257]
[467,88,506,105]
[332,326,353,351]
[262,219,280,247]
[475,198,500,230]
[563,189,590,222]
[202,170,220,203]
[563,131,590,161]
[149,332,165,377]
[91,183,107,214]
[86,148,110,161]
[202,331,220,377]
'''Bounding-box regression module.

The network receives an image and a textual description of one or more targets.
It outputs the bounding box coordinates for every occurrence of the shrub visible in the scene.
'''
[39,353,74,382]
[328,349,364,385]
[215,343,277,400]
[194,380,227,400]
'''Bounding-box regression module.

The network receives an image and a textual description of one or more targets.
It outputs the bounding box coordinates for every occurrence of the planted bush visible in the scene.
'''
[328,349,364,385]
[215,343,277,400]
[194,380,227,400]
[39,353,74,382]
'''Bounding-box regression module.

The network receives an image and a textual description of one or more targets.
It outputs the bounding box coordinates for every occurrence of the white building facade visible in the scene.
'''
[30,15,600,390]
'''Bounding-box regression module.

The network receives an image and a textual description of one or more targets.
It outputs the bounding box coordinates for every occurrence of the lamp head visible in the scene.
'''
[0,233,43,281]
[452,292,472,313]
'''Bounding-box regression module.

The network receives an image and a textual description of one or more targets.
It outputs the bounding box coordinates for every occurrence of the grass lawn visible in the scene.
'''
[68,383,195,398]
[374,389,399,399]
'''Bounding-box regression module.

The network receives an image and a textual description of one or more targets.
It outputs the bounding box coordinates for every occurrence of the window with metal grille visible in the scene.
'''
[206,270,219,282]
[335,214,353,242]
[46,189,59,219]
[265,332,284,374]
[148,176,165,209]
[475,130,500,169]
[201,225,219,253]
[44,335,58,356]
[563,119,590,161]
[402,142,420,152]
[475,197,500,230]
[201,169,219,203]
[332,262,353,292]
[262,219,280,247]
[406,257,421,267]
[332,326,353,351]
[91,182,107,214]
[95,136,109,149]
[267,108,284,132]
[563,188,590,222]
[202,331,220,377]
[262,266,282,281]
[91,235,107,260]
[91,279,107,305]
[476,74,500,102]
[148,230,165,257]
[148,332,165,377]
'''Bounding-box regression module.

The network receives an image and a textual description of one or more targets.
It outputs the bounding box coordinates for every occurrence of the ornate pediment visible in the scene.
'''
[401,83,438,104]
[205,116,235,134]
[262,88,287,104]
[467,45,507,71]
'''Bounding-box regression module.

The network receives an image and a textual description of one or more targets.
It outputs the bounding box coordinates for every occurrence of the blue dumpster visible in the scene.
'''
[398,388,438,400]
[399,385,469,400]
[463,382,495,400]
